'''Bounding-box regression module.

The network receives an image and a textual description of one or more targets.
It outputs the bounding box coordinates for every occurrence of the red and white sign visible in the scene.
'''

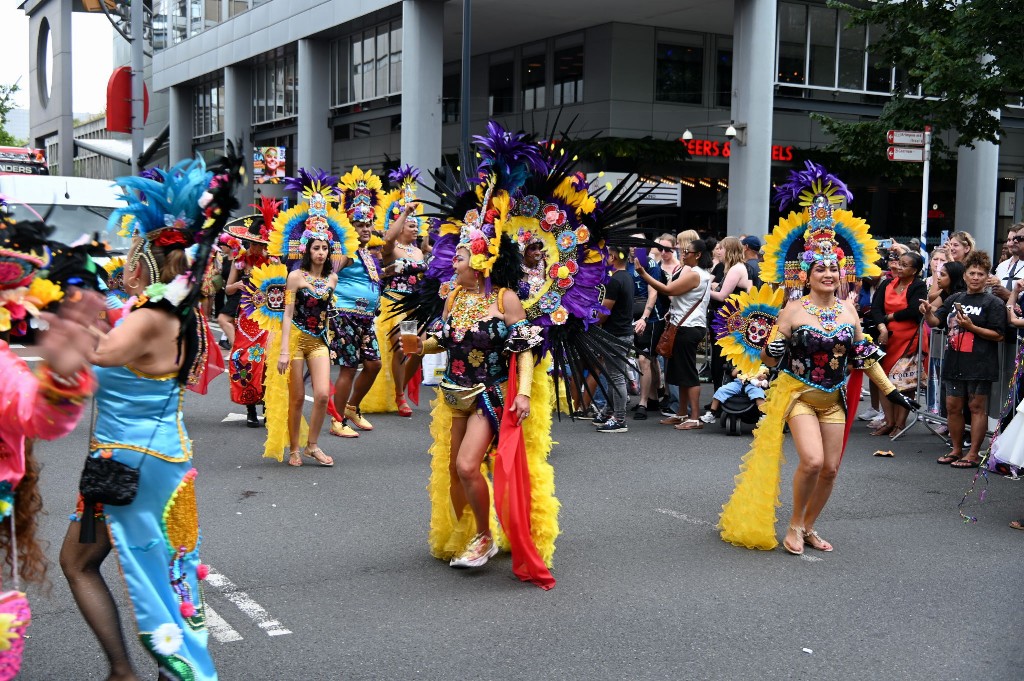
[679,138,794,161]
[887,146,925,163]
[886,130,925,146]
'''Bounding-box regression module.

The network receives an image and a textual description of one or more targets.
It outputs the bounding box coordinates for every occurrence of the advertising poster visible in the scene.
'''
[254,146,286,184]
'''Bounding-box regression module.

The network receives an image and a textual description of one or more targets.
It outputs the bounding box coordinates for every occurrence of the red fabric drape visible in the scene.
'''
[406,366,422,405]
[188,311,225,395]
[494,354,555,590]
[840,370,864,462]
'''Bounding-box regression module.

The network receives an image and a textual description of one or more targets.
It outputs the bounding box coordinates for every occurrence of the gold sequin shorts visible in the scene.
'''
[290,327,329,361]
[787,388,845,424]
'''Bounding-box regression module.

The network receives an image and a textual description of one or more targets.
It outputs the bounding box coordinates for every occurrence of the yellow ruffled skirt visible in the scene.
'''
[362,298,399,413]
[717,371,810,550]
[262,328,309,462]
[427,360,560,566]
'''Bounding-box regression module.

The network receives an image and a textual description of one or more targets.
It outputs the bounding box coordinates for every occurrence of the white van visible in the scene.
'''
[0,175,130,254]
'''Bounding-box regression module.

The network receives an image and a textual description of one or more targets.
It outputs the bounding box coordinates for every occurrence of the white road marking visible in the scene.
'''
[204,569,292,637]
[305,395,313,402]
[20,356,43,363]
[655,508,713,526]
[9,344,24,349]
[222,413,248,422]
[799,554,824,563]
[204,605,243,643]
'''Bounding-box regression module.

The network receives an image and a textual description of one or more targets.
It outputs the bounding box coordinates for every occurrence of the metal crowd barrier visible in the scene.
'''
[890,322,1021,444]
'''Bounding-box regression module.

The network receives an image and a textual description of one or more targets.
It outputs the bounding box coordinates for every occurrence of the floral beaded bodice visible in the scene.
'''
[783,323,855,392]
[292,275,333,338]
[383,257,426,295]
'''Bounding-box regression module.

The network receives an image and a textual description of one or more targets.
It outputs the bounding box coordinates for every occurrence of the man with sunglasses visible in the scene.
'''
[992,223,1024,303]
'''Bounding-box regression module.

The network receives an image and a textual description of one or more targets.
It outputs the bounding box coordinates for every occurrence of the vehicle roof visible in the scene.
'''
[0,175,124,208]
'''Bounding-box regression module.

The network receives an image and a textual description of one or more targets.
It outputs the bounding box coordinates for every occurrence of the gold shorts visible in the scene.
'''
[787,388,845,424]
[290,327,329,361]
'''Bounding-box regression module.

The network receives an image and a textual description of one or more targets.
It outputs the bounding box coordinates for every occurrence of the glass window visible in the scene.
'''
[363,34,376,101]
[808,6,837,88]
[777,2,807,86]
[522,51,546,111]
[443,71,461,123]
[252,50,297,124]
[390,24,402,94]
[376,28,389,96]
[170,0,187,45]
[716,39,732,107]
[865,23,891,93]
[489,61,514,115]
[656,42,704,104]
[552,45,583,106]
[228,0,249,18]
[837,13,865,90]
[351,37,363,102]
[331,39,349,105]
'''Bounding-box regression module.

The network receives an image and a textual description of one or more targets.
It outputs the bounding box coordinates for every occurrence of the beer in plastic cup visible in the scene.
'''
[399,320,419,354]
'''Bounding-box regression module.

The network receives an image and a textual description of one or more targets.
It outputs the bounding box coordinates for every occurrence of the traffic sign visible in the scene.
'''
[887,146,925,163]
[886,130,926,146]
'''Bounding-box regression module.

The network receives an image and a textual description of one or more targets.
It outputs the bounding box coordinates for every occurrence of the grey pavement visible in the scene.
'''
[17,363,1023,680]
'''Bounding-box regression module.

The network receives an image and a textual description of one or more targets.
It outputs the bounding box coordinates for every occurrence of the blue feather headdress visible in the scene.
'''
[109,158,213,247]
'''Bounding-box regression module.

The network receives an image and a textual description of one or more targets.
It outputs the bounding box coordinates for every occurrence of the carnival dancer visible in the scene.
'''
[0,212,102,680]
[362,166,426,417]
[717,162,919,556]
[222,199,278,426]
[390,121,649,588]
[263,169,358,464]
[60,153,243,681]
[328,167,385,437]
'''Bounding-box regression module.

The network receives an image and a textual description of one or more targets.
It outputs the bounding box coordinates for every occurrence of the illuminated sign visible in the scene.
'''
[680,138,794,161]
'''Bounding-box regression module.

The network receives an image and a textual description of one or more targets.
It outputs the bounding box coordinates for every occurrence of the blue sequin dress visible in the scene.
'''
[85,364,216,681]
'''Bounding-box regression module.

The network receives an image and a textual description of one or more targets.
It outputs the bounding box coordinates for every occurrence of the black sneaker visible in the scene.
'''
[593,410,611,425]
[596,419,628,433]
[218,338,231,350]
[572,406,596,420]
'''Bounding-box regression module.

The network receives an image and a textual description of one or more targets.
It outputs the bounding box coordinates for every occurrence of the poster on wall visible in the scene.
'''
[253,146,286,184]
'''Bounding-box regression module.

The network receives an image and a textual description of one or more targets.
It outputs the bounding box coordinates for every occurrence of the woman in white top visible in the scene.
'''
[710,236,752,302]
[636,237,714,430]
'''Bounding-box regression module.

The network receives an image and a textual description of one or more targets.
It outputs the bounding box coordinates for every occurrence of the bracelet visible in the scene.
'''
[36,365,95,407]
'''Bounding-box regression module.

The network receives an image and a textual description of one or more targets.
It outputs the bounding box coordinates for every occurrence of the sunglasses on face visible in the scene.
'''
[680,249,692,255]
[887,254,900,260]
[1011,236,1024,243]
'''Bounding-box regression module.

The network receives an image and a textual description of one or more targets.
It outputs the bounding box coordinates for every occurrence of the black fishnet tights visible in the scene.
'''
[59,520,140,681]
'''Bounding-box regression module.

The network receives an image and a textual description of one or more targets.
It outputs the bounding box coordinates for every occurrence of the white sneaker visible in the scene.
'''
[699,411,717,424]
[866,416,885,429]
[857,408,881,421]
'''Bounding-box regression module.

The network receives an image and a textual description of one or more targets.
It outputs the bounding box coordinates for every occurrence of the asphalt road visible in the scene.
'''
[15,352,1023,680]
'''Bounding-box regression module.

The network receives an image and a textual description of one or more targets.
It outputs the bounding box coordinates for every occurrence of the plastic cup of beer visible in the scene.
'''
[399,320,419,354]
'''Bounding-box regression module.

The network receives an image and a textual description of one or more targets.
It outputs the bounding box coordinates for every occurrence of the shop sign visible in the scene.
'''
[679,138,794,161]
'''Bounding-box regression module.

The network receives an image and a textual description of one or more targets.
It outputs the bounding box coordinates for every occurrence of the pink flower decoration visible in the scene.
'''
[196,564,210,580]
[541,204,567,230]
[180,602,197,618]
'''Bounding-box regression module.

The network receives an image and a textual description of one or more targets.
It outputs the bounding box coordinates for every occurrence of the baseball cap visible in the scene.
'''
[741,236,762,251]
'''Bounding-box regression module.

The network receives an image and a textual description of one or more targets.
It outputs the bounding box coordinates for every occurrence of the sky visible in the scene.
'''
[1,5,114,115]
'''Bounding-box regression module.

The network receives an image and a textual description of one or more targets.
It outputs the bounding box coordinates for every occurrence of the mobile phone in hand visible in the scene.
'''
[634,248,648,265]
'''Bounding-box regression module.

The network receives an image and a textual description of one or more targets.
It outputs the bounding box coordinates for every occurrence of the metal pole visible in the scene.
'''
[460,0,472,155]
[920,125,932,249]
[130,0,145,171]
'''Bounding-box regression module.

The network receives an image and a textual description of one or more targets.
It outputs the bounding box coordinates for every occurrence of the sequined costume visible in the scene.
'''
[718,326,885,550]
[327,250,381,367]
[228,256,271,405]
[423,288,558,579]
[79,364,216,681]
[363,258,426,413]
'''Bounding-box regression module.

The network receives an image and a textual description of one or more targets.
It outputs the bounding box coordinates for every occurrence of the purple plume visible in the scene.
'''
[139,166,164,182]
[285,168,339,194]
[425,232,457,281]
[773,161,853,212]
[388,164,421,187]
[473,120,547,192]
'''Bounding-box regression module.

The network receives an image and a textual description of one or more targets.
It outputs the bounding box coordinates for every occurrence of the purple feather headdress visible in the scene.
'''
[388,165,421,187]
[284,168,339,197]
[473,121,547,193]
[773,161,853,213]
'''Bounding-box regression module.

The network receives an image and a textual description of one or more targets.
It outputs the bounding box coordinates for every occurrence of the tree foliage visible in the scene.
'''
[816,0,1024,171]
[0,82,21,146]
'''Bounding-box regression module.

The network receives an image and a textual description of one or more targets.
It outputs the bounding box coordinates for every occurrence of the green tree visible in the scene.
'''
[814,0,1024,177]
[0,82,22,146]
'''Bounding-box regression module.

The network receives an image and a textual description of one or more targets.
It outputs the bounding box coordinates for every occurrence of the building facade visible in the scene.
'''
[24,0,1024,251]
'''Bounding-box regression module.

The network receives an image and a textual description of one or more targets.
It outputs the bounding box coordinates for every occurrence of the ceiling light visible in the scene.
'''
[681,130,693,141]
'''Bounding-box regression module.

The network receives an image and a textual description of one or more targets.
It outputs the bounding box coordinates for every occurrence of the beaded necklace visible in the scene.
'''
[523,262,546,297]
[302,271,331,298]
[449,287,497,342]
[801,296,843,332]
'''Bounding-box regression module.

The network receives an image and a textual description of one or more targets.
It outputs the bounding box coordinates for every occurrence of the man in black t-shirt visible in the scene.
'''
[921,250,1006,468]
[593,249,635,433]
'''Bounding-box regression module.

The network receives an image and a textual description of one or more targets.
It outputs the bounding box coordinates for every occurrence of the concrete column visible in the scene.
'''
[727,0,776,238]
[225,65,253,208]
[297,38,332,173]
[1015,177,1024,225]
[401,0,444,175]
[168,84,193,162]
[954,140,999,256]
